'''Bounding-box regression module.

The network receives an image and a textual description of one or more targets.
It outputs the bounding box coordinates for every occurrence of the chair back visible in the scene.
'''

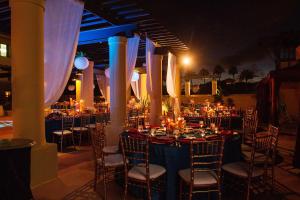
[62,115,74,130]
[90,128,105,165]
[80,113,90,128]
[94,113,104,123]
[269,125,279,164]
[120,134,149,178]
[248,132,273,178]
[243,110,258,144]
[204,117,222,128]
[189,138,225,182]
[221,116,231,130]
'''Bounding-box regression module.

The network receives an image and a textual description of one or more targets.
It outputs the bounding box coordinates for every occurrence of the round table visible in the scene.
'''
[0,138,35,200]
[122,132,242,200]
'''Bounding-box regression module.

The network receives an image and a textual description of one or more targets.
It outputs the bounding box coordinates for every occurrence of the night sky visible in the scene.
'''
[143,0,300,79]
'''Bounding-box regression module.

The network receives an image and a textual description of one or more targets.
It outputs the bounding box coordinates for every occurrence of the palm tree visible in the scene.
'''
[228,66,238,79]
[213,65,225,81]
[198,68,210,84]
[239,69,254,83]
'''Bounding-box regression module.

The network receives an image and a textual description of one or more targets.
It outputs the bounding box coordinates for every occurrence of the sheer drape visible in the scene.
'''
[166,52,180,116]
[146,38,156,96]
[44,0,84,107]
[131,80,140,99]
[126,34,140,99]
[166,52,177,98]
[96,74,109,101]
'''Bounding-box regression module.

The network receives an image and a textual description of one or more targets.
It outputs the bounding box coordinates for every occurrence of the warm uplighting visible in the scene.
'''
[181,55,192,66]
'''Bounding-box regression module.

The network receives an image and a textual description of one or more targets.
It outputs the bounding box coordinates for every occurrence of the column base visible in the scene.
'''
[31,143,57,187]
[105,124,123,145]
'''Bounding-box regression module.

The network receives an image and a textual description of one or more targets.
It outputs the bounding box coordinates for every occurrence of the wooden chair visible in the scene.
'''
[96,123,119,154]
[87,113,105,129]
[222,131,273,200]
[242,125,279,188]
[52,115,75,152]
[120,134,166,200]
[241,110,258,153]
[72,113,90,146]
[178,138,225,200]
[90,127,124,200]
[204,117,222,128]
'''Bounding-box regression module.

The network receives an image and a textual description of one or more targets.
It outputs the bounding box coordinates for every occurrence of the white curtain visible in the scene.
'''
[96,74,108,100]
[126,34,140,99]
[167,52,180,116]
[131,80,140,99]
[166,52,177,98]
[146,38,156,96]
[44,0,84,107]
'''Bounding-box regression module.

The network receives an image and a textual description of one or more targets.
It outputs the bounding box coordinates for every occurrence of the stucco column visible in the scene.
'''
[75,78,82,102]
[82,61,94,108]
[10,0,57,186]
[105,76,110,104]
[185,80,191,96]
[212,79,217,95]
[106,36,127,145]
[150,55,163,126]
[174,64,181,118]
[139,73,148,100]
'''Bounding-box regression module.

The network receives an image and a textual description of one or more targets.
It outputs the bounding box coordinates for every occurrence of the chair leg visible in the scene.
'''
[246,179,251,200]
[189,185,193,200]
[79,132,82,146]
[60,135,63,152]
[94,165,98,191]
[103,168,107,200]
[147,181,151,200]
[71,133,76,150]
[179,179,183,200]
[123,176,128,200]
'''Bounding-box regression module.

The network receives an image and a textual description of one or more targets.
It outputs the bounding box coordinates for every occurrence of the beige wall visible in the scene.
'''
[163,94,257,110]
[0,34,11,66]
[280,82,300,119]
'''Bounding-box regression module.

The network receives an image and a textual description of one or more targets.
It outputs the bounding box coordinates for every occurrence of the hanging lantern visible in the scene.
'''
[68,85,75,91]
[105,68,110,78]
[192,85,200,93]
[74,56,89,70]
[131,71,139,81]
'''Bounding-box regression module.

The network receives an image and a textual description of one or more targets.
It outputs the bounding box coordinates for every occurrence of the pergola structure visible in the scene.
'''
[0,0,189,186]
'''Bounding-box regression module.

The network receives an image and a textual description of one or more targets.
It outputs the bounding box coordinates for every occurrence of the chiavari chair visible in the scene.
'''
[52,115,76,152]
[204,117,222,128]
[71,113,90,146]
[241,110,258,153]
[90,127,124,200]
[96,123,119,154]
[120,134,166,200]
[242,125,279,189]
[222,131,273,200]
[178,138,225,200]
[86,113,104,129]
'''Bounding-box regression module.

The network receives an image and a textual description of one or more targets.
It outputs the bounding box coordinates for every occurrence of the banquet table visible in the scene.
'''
[45,113,109,142]
[122,131,242,200]
[183,115,243,130]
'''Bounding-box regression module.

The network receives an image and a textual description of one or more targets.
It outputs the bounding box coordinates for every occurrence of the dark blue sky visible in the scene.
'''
[144,0,300,78]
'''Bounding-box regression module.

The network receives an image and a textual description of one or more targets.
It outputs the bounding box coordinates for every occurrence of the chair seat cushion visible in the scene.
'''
[103,145,119,154]
[242,151,271,164]
[128,164,166,181]
[178,168,218,186]
[241,143,252,152]
[53,130,72,135]
[222,161,264,178]
[86,124,96,129]
[97,153,124,167]
[72,127,88,131]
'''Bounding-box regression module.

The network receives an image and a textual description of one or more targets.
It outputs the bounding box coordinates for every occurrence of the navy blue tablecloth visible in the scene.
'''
[125,134,241,200]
